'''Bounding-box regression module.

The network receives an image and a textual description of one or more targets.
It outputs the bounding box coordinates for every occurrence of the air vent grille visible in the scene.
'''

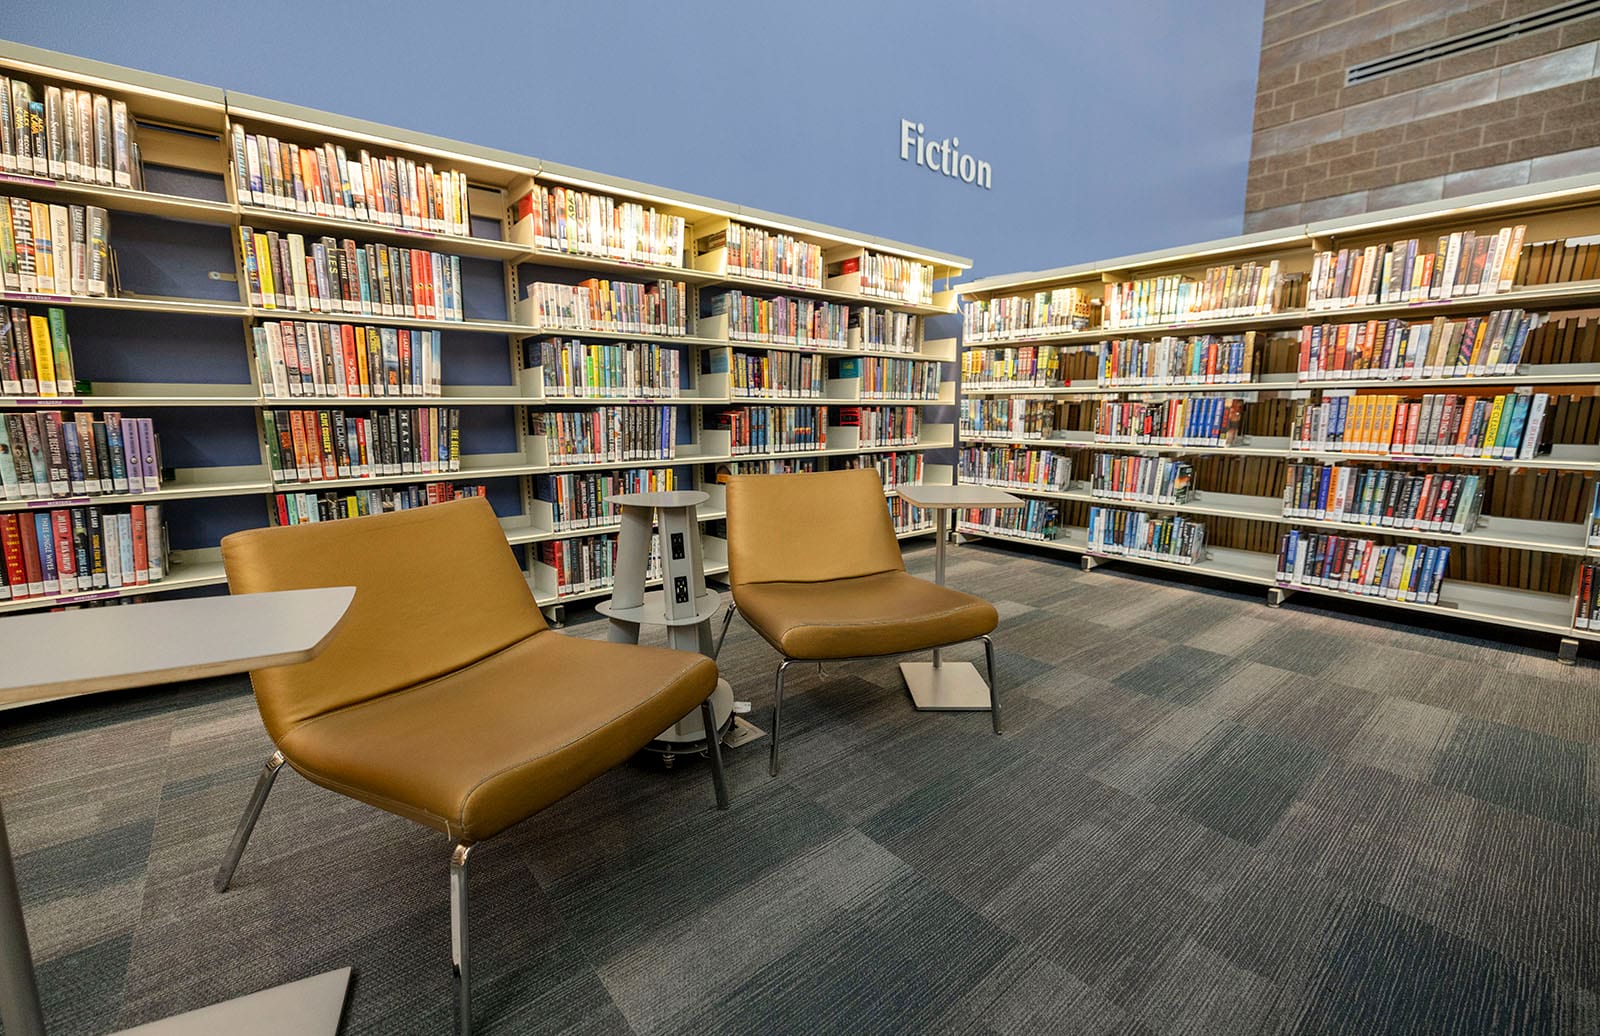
[1346,0,1600,85]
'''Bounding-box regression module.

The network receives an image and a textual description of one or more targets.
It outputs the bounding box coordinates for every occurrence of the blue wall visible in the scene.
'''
[8,0,1265,277]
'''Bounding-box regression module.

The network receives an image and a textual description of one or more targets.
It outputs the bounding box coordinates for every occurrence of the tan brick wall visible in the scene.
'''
[1245,0,1600,231]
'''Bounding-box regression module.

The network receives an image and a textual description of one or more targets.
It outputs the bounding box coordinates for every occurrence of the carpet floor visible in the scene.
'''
[2,541,1596,1035]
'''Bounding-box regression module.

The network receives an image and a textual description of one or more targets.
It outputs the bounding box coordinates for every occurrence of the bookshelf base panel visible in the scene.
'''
[900,660,994,712]
[1560,637,1580,666]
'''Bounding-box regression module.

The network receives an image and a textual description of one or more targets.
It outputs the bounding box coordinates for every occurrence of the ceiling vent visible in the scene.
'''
[1346,0,1600,85]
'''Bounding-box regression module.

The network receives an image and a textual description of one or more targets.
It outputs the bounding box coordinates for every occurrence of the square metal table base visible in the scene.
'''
[900,660,995,711]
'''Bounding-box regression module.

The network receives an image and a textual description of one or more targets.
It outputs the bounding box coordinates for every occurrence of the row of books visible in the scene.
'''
[519,279,689,336]
[533,468,677,533]
[535,406,676,465]
[1307,226,1525,310]
[1098,334,1256,387]
[512,184,686,267]
[887,496,933,534]
[231,125,470,237]
[844,252,936,306]
[1,197,112,297]
[240,227,464,321]
[1574,560,1600,630]
[1093,398,1246,447]
[958,398,1057,440]
[1087,506,1206,564]
[958,445,1072,491]
[269,483,487,526]
[1,307,74,396]
[535,339,682,399]
[845,356,942,400]
[0,411,159,500]
[855,306,922,353]
[2,78,140,188]
[718,405,827,455]
[720,349,824,399]
[1,503,165,601]
[962,345,1069,390]
[701,290,848,347]
[962,287,1094,342]
[958,500,1060,541]
[263,407,461,483]
[1103,262,1303,329]
[842,406,922,448]
[1591,483,1600,549]
[255,321,442,399]
[702,224,824,289]
[1519,235,1600,286]
[843,451,924,490]
[1090,455,1194,505]
[1282,462,1486,534]
[1296,310,1539,381]
[538,531,661,597]
[1289,391,1551,459]
[1276,531,1451,604]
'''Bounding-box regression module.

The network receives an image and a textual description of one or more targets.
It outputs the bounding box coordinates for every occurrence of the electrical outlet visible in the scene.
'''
[671,532,686,560]
[674,576,690,604]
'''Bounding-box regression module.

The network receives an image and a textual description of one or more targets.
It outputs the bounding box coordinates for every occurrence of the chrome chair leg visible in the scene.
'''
[700,697,730,809]
[769,659,796,777]
[451,842,474,1036]
[214,750,287,893]
[712,603,737,659]
[980,635,1001,735]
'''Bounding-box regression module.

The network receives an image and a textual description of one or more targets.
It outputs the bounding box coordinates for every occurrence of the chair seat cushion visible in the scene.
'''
[276,632,716,842]
[733,570,998,660]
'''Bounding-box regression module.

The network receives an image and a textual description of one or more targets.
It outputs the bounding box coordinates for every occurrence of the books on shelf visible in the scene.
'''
[1283,462,1485,534]
[534,406,676,465]
[539,531,661,597]
[830,251,935,306]
[1099,334,1256,387]
[511,183,686,266]
[959,444,1072,492]
[1093,397,1245,447]
[1091,454,1192,505]
[1516,234,1600,287]
[1087,505,1206,563]
[0,502,164,601]
[535,338,682,399]
[0,411,158,500]
[852,306,921,354]
[1277,530,1450,604]
[888,496,933,534]
[1308,226,1526,310]
[708,348,823,399]
[844,356,940,400]
[1296,309,1539,381]
[1,197,111,297]
[1,306,74,396]
[700,290,848,347]
[963,287,1093,342]
[1,77,142,189]
[839,451,924,491]
[518,278,687,336]
[707,458,819,479]
[959,499,1060,541]
[701,223,822,288]
[1103,261,1303,329]
[1589,483,1600,549]
[718,404,827,455]
[1575,560,1600,630]
[1290,390,1551,459]
[533,468,678,533]
[255,321,442,398]
[270,482,487,525]
[231,125,470,236]
[962,346,1065,390]
[263,406,460,483]
[960,398,1057,440]
[238,227,463,320]
[838,405,920,448]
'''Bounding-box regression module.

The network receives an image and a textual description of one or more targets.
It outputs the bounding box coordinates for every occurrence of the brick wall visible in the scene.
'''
[1246,0,1600,231]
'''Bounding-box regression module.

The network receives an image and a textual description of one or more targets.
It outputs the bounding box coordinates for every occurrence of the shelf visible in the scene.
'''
[519,246,720,283]
[0,553,228,615]
[0,387,263,408]
[960,362,1600,397]
[247,305,528,337]
[0,291,248,319]
[710,270,954,316]
[0,171,236,224]
[709,338,951,362]
[237,204,528,261]
[0,465,271,512]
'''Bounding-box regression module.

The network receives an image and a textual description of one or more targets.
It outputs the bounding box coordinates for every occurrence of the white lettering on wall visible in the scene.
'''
[900,118,991,190]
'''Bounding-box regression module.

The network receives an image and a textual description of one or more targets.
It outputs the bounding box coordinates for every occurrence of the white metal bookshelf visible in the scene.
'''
[0,39,969,619]
[957,173,1600,661]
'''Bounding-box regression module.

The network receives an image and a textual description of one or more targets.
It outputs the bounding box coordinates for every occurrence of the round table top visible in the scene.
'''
[608,490,710,509]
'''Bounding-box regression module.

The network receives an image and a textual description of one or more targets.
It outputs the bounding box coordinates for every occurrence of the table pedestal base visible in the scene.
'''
[900,661,995,711]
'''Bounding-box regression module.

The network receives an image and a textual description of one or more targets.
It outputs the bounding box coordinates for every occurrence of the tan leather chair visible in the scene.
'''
[719,468,1000,775]
[213,497,726,1035]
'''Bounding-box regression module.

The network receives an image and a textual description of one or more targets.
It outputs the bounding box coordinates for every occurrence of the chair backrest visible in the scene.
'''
[220,497,547,742]
[725,468,904,586]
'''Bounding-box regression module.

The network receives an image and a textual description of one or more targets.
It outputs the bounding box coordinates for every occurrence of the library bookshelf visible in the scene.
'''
[958,173,1600,662]
[0,39,967,621]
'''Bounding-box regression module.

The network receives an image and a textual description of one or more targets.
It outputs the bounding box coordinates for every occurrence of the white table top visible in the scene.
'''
[0,586,355,707]
[608,490,709,509]
[895,484,1026,509]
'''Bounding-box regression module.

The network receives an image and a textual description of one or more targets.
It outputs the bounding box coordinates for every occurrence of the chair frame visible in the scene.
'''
[714,604,999,776]
[213,695,727,1036]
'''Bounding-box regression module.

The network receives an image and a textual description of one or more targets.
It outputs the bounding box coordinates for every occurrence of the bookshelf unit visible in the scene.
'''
[0,40,967,621]
[958,174,1600,662]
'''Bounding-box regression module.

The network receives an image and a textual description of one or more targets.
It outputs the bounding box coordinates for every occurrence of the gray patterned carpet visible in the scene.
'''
[3,541,1597,1035]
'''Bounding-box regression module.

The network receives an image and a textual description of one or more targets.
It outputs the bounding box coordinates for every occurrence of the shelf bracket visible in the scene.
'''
[1080,554,1105,573]
[541,604,566,628]
[1558,637,1579,666]
[1266,586,1294,608]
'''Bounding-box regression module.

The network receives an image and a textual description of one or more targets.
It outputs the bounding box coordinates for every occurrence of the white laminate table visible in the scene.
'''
[894,484,1025,710]
[0,587,356,1036]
